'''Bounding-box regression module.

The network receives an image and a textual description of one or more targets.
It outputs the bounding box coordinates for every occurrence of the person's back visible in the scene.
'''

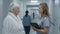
[23,15,31,26]
[23,11,31,34]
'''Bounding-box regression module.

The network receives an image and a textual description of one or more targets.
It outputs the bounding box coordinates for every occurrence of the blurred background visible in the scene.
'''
[0,0,60,34]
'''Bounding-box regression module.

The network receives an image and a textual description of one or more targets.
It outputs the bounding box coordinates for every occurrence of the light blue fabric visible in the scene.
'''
[37,17,50,34]
[23,15,31,26]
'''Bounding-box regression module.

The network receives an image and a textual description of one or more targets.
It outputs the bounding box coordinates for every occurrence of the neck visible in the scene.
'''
[41,14,46,18]
[25,14,28,16]
[11,12,17,17]
[14,14,17,17]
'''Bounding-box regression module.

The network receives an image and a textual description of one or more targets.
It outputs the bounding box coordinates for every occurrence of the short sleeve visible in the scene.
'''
[43,18,50,28]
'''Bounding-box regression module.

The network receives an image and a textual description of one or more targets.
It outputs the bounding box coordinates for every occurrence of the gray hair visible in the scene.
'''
[9,2,19,12]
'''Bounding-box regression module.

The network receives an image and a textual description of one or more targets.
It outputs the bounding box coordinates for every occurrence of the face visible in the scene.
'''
[39,6,43,14]
[13,7,20,15]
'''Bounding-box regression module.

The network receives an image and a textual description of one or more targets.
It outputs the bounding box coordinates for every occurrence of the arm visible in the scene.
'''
[32,18,50,34]
[32,26,49,34]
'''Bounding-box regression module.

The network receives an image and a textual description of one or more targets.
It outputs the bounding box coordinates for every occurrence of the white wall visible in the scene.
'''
[0,0,3,34]
[2,0,13,34]
[49,0,60,34]
[19,1,26,19]
[3,0,13,19]
[54,0,60,34]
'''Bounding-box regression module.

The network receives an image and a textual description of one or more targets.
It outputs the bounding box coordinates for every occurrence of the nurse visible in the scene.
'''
[32,3,50,34]
[2,2,25,34]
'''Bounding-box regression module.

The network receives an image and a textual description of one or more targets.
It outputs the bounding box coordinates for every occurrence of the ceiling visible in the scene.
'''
[19,0,48,2]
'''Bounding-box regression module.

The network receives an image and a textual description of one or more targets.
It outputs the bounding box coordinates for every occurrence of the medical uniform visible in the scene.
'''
[37,17,50,34]
[2,12,25,34]
[23,15,31,34]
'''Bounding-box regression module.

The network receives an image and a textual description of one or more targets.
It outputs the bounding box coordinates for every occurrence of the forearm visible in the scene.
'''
[34,28,48,34]
[37,29,48,34]
[34,28,45,33]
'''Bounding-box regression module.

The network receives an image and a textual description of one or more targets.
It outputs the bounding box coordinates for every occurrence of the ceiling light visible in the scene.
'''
[31,0,38,3]
[55,0,59,5]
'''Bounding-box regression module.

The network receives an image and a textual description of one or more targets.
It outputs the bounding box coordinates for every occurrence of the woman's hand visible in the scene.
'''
[32,26,49,34]
[32,26,37,31]
[32,26,39,31]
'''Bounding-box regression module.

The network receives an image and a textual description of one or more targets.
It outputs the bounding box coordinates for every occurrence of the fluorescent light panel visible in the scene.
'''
[31,0,38,3]
[55,0,59,5]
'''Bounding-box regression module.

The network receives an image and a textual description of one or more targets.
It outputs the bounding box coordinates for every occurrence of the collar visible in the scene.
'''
[8,12,18,21]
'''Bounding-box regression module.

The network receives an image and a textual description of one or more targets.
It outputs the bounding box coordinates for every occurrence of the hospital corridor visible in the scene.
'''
[0,0,60,34]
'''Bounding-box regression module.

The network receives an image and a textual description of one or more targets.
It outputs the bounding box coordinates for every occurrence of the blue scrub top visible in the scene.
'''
[23,15,31,26]
[37,17,50,34]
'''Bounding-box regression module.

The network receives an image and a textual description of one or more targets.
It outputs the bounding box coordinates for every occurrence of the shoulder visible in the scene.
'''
[28,15,31,18]
[43,17,50,27]
[3,15,13,26]
[43,17,49,21]
[3,15,13,23]
[42,17,50,24]
[28,15,30,17]
[23,16,26,18]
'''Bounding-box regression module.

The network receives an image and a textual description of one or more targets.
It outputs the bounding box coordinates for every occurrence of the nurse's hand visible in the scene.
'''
[32,26,39,31]
[32,26,49,34]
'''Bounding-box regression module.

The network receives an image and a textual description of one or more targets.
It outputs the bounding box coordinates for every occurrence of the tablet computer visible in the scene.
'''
[30,23,40,29]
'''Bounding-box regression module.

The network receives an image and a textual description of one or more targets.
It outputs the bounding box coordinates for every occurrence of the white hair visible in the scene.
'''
[9,2,19,12]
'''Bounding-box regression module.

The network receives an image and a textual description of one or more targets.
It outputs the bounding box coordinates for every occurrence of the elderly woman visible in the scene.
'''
[2,2,25,34]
